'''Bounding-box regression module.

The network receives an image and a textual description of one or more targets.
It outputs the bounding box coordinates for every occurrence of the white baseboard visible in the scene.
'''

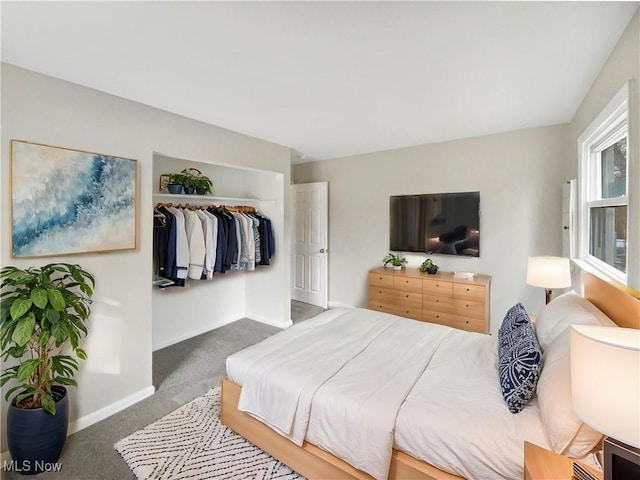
[1,384,155,461]
[247,312,293,329]
[152,316,243,351]
[68,385,155,434]
[152,312,294,351]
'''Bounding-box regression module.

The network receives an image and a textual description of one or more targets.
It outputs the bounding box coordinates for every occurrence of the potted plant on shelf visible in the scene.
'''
[192,175,213,195]
[0,263,95,474]
[419,258,439,274]
[169,168,213,195]
[166,173,186,194]
[383,253,407,270]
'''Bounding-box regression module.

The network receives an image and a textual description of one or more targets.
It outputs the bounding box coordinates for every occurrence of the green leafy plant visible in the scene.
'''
[191,174,213,194]
[0,263,95,414]
[167,172,187,185]
[383,253,407,268]
[167,170,212,194]
[419,258,439,273]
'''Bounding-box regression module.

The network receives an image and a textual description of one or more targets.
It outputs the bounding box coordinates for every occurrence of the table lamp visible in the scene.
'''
[526,256,571,304]
[571,325,640,480]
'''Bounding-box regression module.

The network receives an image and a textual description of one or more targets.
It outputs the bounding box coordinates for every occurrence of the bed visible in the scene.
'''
[220,272,640,480]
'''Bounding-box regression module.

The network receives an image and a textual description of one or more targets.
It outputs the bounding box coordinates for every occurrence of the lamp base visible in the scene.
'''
[545,288,553,304]
[603,436,640,480]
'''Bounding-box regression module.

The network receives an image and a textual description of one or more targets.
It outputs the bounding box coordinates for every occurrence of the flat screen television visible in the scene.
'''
[390,191,480,257]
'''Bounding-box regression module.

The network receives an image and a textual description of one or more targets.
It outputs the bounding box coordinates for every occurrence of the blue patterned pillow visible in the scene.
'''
[498,303,543,414]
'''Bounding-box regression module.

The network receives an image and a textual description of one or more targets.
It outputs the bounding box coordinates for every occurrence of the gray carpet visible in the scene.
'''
[2,301,325,480]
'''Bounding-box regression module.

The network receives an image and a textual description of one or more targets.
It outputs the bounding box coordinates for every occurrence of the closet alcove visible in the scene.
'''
[152,153,291,351]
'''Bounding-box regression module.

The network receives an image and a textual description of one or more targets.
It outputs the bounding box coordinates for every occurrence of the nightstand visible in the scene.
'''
[524,441,603,480]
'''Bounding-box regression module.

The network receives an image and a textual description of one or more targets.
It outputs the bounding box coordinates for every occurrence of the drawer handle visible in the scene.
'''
[379,290,382,293]
[466,304,470,308]
[466,320,469,324]
[435,299,439,303]
[466,288,470,292]
[436,315,440,318]
[406,294,409,298]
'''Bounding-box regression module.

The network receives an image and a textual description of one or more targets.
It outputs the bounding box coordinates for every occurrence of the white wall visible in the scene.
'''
[568,10,640,290]
[294,125,569,331]
[0,64,291,449]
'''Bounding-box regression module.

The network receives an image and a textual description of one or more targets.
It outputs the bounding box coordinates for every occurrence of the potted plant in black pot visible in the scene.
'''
[192,175,213,195]
[181,168,212,195]
[0,263,95,474]
[419,258,439,274]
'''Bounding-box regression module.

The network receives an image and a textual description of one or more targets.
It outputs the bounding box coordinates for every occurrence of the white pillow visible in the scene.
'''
[536,329,604,457]
[534,291,616,351]
[536,296,618,458]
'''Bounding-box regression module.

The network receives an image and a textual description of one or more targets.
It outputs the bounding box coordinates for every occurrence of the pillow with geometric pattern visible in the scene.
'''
[498,303,543,414]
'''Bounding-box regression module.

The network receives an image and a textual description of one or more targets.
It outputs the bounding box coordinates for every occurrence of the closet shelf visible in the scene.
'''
[153,193,260,204]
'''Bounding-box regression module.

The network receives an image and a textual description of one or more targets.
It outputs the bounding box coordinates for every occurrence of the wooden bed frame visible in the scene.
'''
[220,272,640,480]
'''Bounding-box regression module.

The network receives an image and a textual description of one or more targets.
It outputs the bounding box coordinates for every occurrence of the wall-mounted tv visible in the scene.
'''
[390,191,480,257]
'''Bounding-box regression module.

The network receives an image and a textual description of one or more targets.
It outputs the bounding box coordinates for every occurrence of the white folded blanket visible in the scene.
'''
[305,316,452,479]
[237,308,397,444]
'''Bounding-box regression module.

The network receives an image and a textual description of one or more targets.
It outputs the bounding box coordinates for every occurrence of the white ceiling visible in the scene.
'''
[1,1,638,162]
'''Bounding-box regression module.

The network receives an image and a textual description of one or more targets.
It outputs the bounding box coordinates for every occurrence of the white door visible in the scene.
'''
[291,182,328,308]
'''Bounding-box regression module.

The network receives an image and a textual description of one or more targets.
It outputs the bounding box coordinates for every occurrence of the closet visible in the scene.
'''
[152,153,290,351]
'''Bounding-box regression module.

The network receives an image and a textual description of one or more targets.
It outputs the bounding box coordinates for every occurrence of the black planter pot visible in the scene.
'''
[7,386,69,475]
[427,266,439,274]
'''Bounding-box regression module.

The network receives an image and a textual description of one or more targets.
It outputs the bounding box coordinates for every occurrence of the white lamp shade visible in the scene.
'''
[571,325,640,448]
[526,256,571,289]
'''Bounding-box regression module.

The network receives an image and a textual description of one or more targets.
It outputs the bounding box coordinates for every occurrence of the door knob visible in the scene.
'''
[319,248,326,253]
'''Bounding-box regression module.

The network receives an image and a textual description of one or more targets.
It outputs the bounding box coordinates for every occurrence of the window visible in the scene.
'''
[578,84,629,284]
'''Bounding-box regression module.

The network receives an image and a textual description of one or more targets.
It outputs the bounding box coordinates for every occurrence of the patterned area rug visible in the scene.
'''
[115,388,304,480]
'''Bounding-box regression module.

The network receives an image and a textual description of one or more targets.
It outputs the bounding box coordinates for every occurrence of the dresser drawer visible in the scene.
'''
[453,282,486,301]
[368,302,423,321]
[423,295,485,319]
[393,276,423,293]
[422,310,486,333]
[390,304,423,321]
[368,268,490,328]
[368,272,394,289]
[423,278,453,297]
[368,287,422,308]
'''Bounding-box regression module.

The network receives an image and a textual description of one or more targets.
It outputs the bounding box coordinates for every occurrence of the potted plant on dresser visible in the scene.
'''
[419,258,439,274]
[383,253,407,270]
[0,263,95,474]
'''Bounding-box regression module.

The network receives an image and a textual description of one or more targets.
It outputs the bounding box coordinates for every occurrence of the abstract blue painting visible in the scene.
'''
[11,140,137,258]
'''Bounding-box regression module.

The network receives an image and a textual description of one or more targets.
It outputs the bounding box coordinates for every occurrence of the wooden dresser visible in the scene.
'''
[368,267,491,333]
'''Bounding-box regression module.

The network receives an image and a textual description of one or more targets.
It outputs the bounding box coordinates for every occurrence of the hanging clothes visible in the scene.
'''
[207,208,228,273]
[183,208,206,280]
[197,209,217,279]
[152,203,275,286]
[166,207,190,282]
[153,206,173,278]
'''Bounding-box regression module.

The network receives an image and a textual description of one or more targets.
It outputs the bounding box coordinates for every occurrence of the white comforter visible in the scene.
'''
[394,326,550,480]
[226,308,550,480]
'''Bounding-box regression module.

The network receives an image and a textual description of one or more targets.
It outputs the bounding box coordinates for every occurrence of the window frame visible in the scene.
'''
[578,83,629,285]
